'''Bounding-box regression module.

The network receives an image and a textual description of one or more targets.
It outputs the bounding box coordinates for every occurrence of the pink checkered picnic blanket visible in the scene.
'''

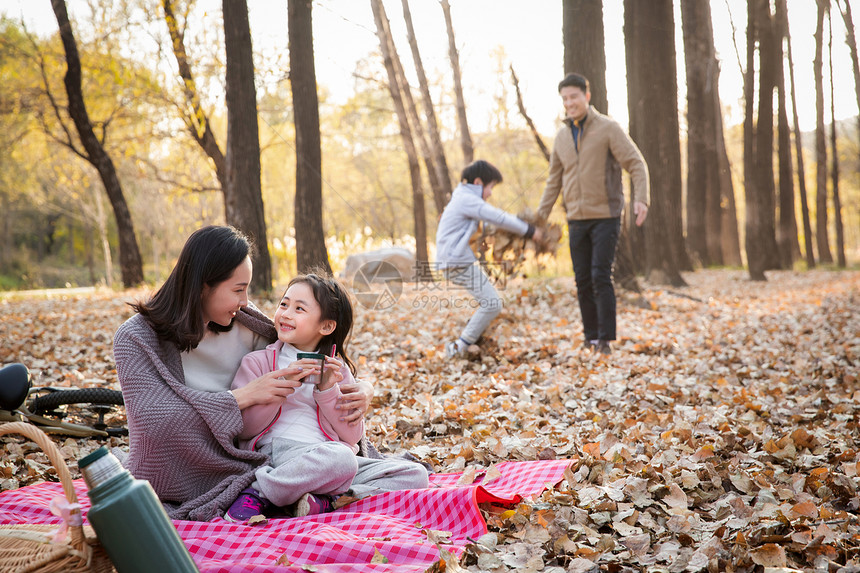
[0,459,570,572]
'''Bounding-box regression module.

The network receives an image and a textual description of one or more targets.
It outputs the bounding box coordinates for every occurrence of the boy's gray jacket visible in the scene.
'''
[435,182,529,269]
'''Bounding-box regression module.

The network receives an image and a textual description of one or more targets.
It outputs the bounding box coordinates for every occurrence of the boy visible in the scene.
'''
[435,160,542,358]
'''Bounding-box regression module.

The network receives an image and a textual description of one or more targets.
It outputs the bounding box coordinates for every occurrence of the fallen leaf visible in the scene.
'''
[246,514,268,526]
[662,483,688,510]
[620,533,651,556]
[789,501,818,519]
[750,544,787,567]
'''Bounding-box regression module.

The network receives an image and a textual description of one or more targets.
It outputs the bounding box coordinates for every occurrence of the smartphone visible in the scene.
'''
[296,352,325,384]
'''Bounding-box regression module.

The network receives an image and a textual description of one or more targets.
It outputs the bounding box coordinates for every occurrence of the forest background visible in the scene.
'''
[1,2,860,570]
[0,0,858,293]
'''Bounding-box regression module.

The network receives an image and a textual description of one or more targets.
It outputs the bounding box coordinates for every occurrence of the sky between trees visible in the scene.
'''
[3,0,856,135]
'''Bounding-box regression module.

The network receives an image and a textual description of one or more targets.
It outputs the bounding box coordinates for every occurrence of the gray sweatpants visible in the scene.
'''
[252,438,429,507]
[446,263,501,344]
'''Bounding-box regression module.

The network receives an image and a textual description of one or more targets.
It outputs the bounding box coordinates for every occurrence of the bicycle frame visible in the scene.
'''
[1,362,119,438]
[0,405,109,438]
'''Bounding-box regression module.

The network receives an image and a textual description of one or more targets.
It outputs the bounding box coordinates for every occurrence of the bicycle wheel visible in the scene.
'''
[28,388,126,437]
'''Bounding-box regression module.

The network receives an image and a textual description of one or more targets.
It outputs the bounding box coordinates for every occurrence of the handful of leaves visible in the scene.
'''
[470,208,562,276]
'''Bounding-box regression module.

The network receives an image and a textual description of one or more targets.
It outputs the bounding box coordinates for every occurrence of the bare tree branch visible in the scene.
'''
[29,36,85,158]
[162,0,226,188]
[510,64,550,162]
[131,154,222,194]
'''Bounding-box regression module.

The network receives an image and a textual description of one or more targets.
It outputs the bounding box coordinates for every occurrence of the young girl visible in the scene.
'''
[115,225,372,522]
[226,272,429,522]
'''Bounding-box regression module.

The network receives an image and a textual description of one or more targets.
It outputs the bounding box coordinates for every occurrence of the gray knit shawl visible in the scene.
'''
[112,306,277,521]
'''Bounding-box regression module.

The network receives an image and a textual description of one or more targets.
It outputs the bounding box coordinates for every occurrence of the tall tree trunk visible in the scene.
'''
[710,3,743,267]
[86,223,96,285]
[562,0,608,114]
[753,0,782,271]
[370,0,428,265]
[715,108,743,268]
[68,218,75,266]
[382,1,444,220]
[828,9,847,268]
[162,0,227,191]
[786,9,817,268]
[94,189,113,287]
[814,0,833,263]
[223,0,272,292]
[681,0,723,267]
[836,1,860,255]
[50,0,144,287]
[775,0,800,268]
[624,0,687,286]
[440,0,473,164]
[288,0,330,274]
[151,230,161,282]
[401,0,452,209]
[743,0,766,280]
[0,195,10,267]
[776,72,799,268]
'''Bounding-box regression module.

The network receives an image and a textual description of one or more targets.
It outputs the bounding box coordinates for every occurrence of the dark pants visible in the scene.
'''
[568,218,620,341]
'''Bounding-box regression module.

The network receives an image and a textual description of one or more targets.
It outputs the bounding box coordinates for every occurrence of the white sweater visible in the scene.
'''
[435,182,531,269]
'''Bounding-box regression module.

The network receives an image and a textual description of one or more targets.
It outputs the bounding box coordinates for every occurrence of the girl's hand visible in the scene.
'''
[231,365,303,410]
[336,379,374,425]
[316,356,344,391]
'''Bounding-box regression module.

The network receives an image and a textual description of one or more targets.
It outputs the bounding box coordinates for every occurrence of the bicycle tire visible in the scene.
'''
[29,388,124,413]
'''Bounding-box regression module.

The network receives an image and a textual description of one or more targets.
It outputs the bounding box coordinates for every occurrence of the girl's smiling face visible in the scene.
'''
[274,282,335,352]
[201,256,251,327]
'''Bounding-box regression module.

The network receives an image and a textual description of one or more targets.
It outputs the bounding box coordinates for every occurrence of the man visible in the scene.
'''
[536,73,649,355]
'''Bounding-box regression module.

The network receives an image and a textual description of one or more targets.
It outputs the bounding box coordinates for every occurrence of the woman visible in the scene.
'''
[113,225,374,521]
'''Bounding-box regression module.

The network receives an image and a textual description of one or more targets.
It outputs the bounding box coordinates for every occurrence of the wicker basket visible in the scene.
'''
[0,422,115,573]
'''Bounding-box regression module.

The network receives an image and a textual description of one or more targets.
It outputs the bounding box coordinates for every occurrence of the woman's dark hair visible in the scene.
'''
[558,72,590,94]
[131,225,253,352]
[287,270,356,375]
[460,159,503,186]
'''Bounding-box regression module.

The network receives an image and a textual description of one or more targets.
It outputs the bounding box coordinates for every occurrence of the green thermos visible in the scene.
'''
[78,447,199,572]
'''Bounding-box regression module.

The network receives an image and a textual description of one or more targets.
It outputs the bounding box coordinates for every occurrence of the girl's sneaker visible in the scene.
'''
[225,487,273,523]
[294,493,335,517]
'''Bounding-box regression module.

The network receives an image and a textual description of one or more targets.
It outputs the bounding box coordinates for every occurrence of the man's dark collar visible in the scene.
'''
[565,111,590,127]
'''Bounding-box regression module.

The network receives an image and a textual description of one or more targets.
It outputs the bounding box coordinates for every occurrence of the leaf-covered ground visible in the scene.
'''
[1,269,858,572]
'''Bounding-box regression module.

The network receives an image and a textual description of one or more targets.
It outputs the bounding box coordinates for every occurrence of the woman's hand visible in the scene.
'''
[231,365,306,410]
[336,378,375,425]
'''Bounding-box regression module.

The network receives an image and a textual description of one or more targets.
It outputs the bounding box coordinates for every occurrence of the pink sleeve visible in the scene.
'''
[314,366,365,449]
[232,352,281,441]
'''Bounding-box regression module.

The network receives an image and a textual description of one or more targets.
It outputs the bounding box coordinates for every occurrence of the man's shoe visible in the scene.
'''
[294,493,335,517]
[225,487,273,523]
[582,340,596,352]
[596,340,612,355]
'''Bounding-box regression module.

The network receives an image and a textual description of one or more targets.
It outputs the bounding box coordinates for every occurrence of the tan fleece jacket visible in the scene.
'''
[537,106,649,221]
